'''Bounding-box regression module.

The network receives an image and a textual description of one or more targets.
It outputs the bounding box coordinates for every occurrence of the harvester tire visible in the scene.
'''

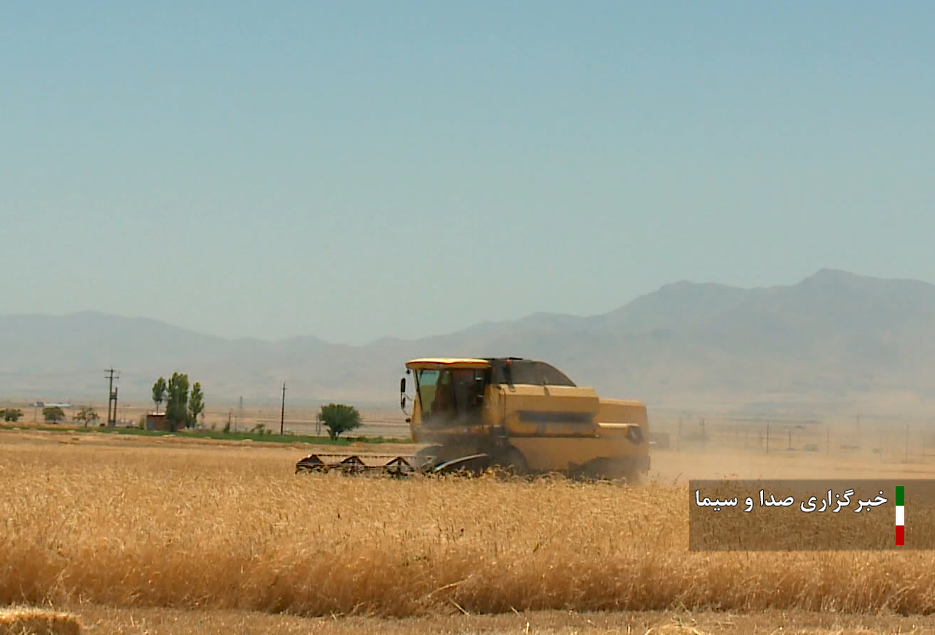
[577,458,626,482]
[493,447,529,477]
[624,469,643,485]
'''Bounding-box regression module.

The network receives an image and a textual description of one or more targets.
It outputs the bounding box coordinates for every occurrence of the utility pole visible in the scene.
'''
[105,368,120,426]
[280,382,286,435]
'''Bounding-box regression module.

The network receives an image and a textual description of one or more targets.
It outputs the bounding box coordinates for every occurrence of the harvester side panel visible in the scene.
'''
[596,399,649,441]
[498,385,601,438]
[597,399,649,425]
[510,437,638,472]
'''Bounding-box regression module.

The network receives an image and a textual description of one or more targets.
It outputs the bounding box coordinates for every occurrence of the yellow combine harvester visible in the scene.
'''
[402,357,650,480]
[296,356,650,481]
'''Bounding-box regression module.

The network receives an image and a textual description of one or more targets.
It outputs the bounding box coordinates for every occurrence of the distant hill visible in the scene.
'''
[3,269,935,418]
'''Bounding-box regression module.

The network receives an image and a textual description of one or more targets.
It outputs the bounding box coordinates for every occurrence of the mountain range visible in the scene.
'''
[3,269,935,418]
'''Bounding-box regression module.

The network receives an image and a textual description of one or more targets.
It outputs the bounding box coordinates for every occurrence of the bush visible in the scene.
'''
[42,406,66,424]
[73,406,99,427]
[317,403,362,440]
[0,408,24,423]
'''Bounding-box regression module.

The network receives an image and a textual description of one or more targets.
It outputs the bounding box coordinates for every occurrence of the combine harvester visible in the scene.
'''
[296,357,650,481]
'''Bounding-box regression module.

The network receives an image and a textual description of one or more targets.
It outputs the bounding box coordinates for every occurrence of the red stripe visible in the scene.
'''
[896,525,905,546]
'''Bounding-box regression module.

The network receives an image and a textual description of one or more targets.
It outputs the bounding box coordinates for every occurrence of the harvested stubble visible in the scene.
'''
[0,607,82,635]
[2,443,935,618]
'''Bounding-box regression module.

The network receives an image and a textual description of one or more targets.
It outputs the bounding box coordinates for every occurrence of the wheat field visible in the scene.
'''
[2,431,935,626]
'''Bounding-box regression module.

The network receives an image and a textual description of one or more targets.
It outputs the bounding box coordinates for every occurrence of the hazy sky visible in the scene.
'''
[3,2,934,345]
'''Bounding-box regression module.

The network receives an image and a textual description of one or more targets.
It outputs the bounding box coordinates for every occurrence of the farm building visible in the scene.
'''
[145,413,172,431]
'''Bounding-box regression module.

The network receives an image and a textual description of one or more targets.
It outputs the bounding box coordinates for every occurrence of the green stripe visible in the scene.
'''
[896,485,904,506]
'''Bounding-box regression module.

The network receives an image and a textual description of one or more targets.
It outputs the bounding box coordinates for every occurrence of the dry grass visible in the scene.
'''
[2,438,935,620]
[41,605,935,634]
[63,606,935,634]
[0,607,82,635]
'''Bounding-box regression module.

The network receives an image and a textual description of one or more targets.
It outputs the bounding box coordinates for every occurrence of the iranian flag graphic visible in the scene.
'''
[895,485,904,546]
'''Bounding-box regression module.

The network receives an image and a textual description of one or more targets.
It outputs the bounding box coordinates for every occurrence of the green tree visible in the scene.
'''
[152,377,167,414]
[42,406,66,424]
[164,372,190,432]
[188,382,205,428]
[317,403,362,440]
[73,406,99,427]
[0,408,24,423]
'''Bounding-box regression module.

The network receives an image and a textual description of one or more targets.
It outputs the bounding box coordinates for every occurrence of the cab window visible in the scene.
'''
[418,368,486,420]
[415,369,439,417]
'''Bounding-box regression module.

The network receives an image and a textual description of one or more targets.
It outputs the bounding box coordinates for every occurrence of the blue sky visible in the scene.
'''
[2,2,934,344]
